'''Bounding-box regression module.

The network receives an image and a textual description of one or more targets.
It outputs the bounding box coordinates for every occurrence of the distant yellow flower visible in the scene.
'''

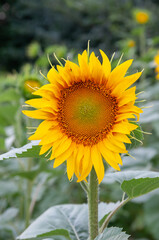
[135,11,149,24]
[155,66,159,73]
[128,40,135,48]
[154,52,159,80]
[154,52,159,65]
[156,73,159,80]
[24,79,41,93]
[23,50,142,183]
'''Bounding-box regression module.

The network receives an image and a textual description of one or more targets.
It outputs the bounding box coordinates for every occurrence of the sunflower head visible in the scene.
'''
[134,10,149,24]
[23,49,143,184]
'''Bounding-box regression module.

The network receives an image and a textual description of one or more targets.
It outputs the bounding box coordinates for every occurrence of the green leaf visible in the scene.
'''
[121,177,159,199]
[17,203,119,240]
[103,171,159,200]
[95,227,130,240]
[0,141,40,160]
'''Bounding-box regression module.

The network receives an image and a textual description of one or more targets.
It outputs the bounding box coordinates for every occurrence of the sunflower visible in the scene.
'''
[135,10,149,24]
[23,50,142,183]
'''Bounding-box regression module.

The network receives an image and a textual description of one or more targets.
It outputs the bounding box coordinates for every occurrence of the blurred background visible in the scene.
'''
[1,0,159,239]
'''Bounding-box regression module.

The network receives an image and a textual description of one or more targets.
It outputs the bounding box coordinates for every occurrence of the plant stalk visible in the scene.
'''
[87,168,99,240]
[99,197,130,233]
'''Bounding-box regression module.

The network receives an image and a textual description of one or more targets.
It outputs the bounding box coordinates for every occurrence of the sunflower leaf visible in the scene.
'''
[17,202,119,240]
[95,227,130,240]
[0,141,40,160]
[121,177,159,199]
[103,171,159,199]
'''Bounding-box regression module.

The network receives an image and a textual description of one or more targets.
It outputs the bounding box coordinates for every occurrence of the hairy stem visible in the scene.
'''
[87,168,99,240]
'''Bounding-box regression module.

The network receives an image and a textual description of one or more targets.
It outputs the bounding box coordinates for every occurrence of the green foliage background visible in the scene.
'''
[1,0,159,239]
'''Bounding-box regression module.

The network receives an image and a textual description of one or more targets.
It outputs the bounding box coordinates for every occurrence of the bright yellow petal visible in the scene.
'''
[103,138,127,153]
[112,122,131,134]
[112,72,142,96]
[108,59,133,88]
[40,143,52,155]
[89,52,103,83]
[33,84,60,99]
[112,132,131,144]
[100,50,111,79]
[78,50,90,80]
[39,128,63,145]
[116,113,136,122]
[22,110,54,120]
[118,87,136,106]
[91,145,105,184]
[52,137,72,158]
[65,60,81,82]
[53,142,75,167]
[98,142,120,170]
[29,120,58,140]
[67,153,75,180]
[75,144,84,177]
[25,98,49,109]
[47,66,65,85]
[77,146,92,182]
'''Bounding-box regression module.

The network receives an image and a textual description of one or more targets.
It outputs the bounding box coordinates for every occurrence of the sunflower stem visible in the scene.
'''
[87,167,99,240]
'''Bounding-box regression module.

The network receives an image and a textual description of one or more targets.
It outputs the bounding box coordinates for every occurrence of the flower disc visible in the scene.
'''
[57,80,118,146]
[23,50,143,183]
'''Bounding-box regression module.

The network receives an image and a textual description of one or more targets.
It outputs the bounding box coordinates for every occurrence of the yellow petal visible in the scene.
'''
[89,52,103,83]
[65,61,81,81]
[107,134,127,151]
[53,143,74,168]
[98,142,120,170]
[56,65,73,86]
[53,137,72,158]
[25,98,49,109]
[112,122,131,134]
[112,133,131,144]
[108,59,133,88]
[22,110,54,120]
[75,144,84,177]
[91,145,105,184]
[77,146,92,182]
[29,120,57,140]
[78,50,90,80]
[40,143,52,155]
[118,87,136,106]
[116,113,136,122]
[112,72,142,96]
[100,49,111,79]
[47,66,65,85]
[39,128,63,145]
[33,84,60,99]
[103,138,127,153]
[67,153,75,180]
